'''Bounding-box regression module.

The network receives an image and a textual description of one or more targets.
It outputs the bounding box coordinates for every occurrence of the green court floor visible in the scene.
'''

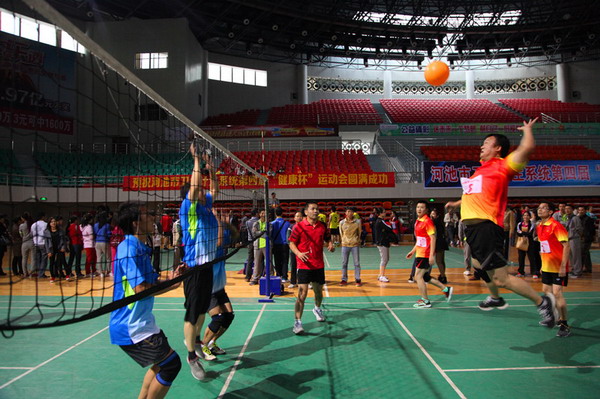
[1,291,599,398]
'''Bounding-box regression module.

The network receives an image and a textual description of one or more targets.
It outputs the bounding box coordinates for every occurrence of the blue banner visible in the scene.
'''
[423,160,600,188]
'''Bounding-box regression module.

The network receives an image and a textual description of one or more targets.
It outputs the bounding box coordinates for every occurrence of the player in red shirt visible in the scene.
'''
[289,201,335,334]
[406,201,453,308]
[446,118,559,329]
[536,202,571,337]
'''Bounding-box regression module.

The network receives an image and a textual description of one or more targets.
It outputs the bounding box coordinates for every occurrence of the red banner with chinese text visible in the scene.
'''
[123,172,395,191]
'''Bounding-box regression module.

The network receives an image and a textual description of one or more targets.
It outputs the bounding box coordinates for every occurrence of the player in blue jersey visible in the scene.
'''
[109,201,186,398]
[200,209,239,357]
[179,142,219,378]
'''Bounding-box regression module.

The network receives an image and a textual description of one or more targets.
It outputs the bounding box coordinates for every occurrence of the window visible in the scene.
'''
[135,52,169,69]
[208,62,267,87]
[0,8,85,53]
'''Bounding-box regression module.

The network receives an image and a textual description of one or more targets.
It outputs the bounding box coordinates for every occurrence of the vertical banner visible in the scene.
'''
[0,31,76,134]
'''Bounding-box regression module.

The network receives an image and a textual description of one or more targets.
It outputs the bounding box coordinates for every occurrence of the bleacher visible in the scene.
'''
[220,149,371,174]
[380,99,522,123]
[0,149,29,185]
[499,99,600,122]
[266,99,382,125]
[421,145,600,161]
[35,152,192,186]
[201,109,261,126]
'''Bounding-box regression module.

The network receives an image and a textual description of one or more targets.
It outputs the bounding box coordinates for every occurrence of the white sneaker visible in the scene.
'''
[287,283,296,289]
[293,320,304,334]
[378,276,390,283]
[312,307,325,322]
[463,270,471,276]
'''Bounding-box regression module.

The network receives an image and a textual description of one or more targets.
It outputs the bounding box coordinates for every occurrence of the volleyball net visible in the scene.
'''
[0,0,268,334]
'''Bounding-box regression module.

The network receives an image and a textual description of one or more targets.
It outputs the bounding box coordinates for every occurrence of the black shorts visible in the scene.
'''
[413,257,431,270]
[183,266,214,323]
[120,330,172,368]
[209,289,231,311]
[465,221,507,271]
[541,272,569,287]
[297,268,325,285]
[330,228,340,235]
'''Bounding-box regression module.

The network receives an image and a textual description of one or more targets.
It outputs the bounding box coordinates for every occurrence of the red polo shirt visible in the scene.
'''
[289,219,331,270]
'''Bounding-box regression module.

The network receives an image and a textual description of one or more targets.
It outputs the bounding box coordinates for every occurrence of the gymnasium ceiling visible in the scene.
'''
[48,0,600,69]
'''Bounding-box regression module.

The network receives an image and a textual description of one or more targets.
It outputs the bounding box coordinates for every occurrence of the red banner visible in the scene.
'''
[123,172,394,191]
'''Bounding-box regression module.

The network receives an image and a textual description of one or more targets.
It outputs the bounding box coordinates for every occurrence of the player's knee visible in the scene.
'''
[221,312,235,329]
[156,351,182,386]
[474,269,491,283]
[208,313,225,333]
[423,272,431,283]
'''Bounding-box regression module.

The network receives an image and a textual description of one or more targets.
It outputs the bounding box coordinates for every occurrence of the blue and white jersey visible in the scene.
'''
[212,226,231,293]
[179,192,218,267]
[109,235,159,346]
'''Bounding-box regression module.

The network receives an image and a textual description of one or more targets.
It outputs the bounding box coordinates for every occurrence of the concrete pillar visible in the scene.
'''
[298,64,308,104]
[465,70,474,99]
[383,70,392,98]
[201,49,209,119]
[556,63,570,102]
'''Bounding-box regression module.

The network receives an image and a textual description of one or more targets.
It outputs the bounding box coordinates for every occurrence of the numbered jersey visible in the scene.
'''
[460,153,525,228]
[536,218,569,273]
[414,215,436,258]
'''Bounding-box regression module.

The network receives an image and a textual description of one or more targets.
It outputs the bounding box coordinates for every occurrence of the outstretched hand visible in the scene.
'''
[517,117,538,132]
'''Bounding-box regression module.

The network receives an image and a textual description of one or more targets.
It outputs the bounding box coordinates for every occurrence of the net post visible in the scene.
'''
[258,180,274,303]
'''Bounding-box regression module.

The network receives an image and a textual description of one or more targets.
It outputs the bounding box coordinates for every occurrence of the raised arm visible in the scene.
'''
[189,142,203,202]
[511,118,538,166]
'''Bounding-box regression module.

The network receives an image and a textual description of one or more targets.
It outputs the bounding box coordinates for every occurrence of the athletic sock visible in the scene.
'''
[195,336,202,344]
[208,339,215,347]
[188,351,197,361]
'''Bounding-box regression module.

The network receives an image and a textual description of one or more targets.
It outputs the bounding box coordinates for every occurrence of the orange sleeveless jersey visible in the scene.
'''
[414,215,436,258]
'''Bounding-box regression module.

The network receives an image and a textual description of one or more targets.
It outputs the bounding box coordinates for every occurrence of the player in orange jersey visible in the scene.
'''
[446,118,559,328]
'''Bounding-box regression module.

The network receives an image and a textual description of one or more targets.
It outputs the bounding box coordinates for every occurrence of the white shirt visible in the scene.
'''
[31,220,47,246]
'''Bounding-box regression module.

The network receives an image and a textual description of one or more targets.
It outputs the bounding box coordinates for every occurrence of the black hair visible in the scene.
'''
[275,207,284,216]
[36,211,45,221]
[97,211,109,228]
[118,201,144,235]
[484,134,510,158]
[305,201,318,210]
[540,202,556,212]
[416,200,429,208]
[250,208,258,217]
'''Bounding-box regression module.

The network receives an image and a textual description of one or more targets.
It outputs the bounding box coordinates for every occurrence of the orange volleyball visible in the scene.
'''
[424,60,450,86]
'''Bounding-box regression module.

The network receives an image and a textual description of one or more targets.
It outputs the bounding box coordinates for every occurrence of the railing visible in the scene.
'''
[225,138,345,152]
[374,137,423,182]
[540,112,600,123]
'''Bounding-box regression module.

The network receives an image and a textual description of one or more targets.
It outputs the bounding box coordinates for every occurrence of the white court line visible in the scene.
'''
[445,365,600,372]
[217,303,266,399]
[0,326,108,390]
[322,252,332,297]
[384,303,467,399]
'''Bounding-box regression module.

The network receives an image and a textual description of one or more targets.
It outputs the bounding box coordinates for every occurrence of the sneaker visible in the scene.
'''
[407,279,415,283]
[208,343,226,355]
[312,307,326,322]
[355,280,362,287]
[65,275,71,281]
[339,280,348,286]
[463,270,471,276]
[532,274,539,279]
[516,273,525,277]
[249,280,257,286]
[287,284,296,289]
[478,296,508,311]
[538,294,559,328]
[413,299,432,308]
[50,278,55,283]
[556,322,571,338]
[186,356,206,380]
[444,286,453,302]
[569,273,580,279]
[293,320,304,335]
[378,276,390,283]
[199,344,217,361]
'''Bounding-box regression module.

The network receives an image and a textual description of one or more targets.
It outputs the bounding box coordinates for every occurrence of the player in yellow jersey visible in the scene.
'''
[328,206,340,246]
